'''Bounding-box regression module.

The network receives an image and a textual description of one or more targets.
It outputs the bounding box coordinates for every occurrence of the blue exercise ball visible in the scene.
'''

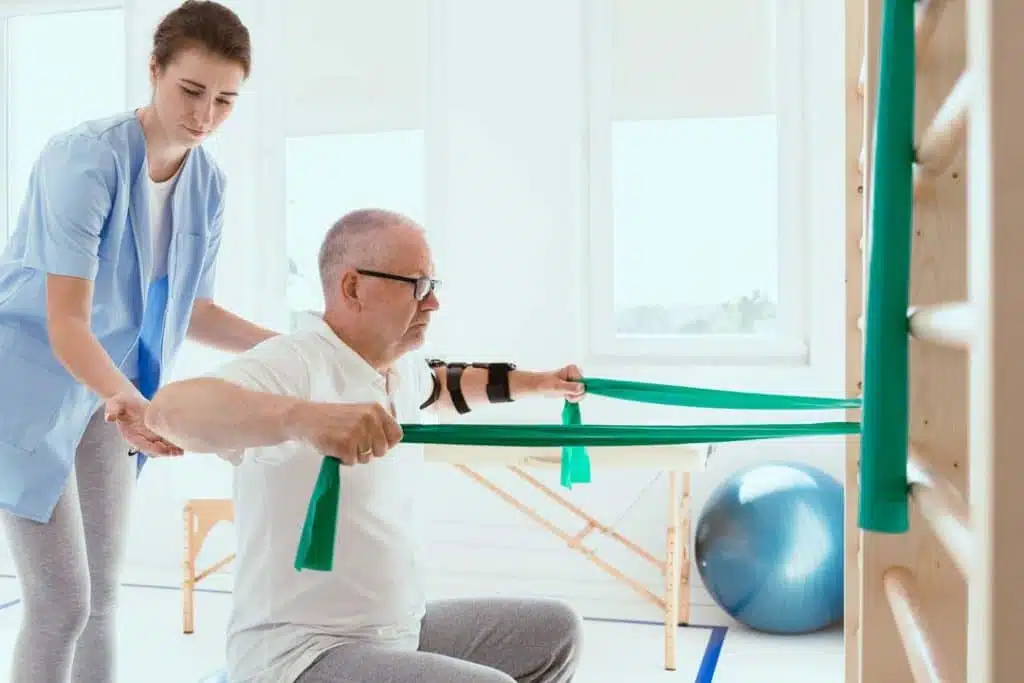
[694,461,844,634]
[197,670,227,683]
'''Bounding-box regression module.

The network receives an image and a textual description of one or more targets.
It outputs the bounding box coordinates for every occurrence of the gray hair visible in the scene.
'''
[317,208,420,299]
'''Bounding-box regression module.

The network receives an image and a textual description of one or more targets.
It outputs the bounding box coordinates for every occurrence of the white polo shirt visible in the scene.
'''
[206,313,436,683]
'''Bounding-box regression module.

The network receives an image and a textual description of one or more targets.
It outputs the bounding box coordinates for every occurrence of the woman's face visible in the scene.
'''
[149,45,246,148]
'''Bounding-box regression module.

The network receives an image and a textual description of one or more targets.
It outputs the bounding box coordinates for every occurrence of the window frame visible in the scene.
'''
[582,0,811,366]
[0,0,125,246]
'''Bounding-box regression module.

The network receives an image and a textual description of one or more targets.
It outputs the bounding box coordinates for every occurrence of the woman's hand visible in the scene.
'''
[104,391,184,456]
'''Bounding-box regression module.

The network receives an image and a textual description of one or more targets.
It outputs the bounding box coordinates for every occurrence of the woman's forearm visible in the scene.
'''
[49,317,140,400]
[188,300,278,353]
[45,273,140,401]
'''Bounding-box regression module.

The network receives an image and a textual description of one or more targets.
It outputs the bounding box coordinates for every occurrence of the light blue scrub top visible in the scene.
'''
[0,111,226,523]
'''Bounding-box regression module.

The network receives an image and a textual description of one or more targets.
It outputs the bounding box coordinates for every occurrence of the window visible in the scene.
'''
[610,115,780,336]
[3,6,126,244]
[586,0,807,363]
[285,131,426,314]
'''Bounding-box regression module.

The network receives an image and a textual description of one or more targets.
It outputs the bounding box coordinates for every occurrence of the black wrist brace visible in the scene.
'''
[423,359,517,413]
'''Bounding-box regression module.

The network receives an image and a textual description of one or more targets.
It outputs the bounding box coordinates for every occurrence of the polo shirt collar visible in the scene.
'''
[301,312,402,394]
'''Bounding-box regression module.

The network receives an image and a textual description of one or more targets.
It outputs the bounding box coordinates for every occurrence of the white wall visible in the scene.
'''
[2,0,849,629]
[283,0,427,136]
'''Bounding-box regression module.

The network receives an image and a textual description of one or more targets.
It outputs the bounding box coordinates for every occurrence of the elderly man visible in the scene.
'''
[145,209,586,683]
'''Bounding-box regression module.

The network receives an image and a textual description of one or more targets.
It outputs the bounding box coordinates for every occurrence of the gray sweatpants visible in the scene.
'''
[296,597,583,683]
[0,408,134,683]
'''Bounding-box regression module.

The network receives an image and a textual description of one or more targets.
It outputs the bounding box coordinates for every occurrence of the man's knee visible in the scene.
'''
[534,599,584,665]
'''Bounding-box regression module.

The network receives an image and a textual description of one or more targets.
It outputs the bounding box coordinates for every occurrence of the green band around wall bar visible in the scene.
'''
[859,0,915,534]
[294,377,862,571]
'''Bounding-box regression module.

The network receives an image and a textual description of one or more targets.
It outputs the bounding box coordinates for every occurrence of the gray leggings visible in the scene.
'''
[0,408,134,683]
[296,597,583,683]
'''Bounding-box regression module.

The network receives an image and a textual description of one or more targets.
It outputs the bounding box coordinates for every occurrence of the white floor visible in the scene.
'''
[0,577,842,682]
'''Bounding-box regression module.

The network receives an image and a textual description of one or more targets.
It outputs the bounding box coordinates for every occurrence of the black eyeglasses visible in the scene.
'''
[357,269,441,301]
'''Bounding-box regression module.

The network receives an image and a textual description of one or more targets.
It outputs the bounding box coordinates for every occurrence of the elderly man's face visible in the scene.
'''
[357,225,440,356]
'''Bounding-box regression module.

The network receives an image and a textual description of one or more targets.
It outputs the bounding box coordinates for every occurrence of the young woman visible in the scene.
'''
[0,2,277,681]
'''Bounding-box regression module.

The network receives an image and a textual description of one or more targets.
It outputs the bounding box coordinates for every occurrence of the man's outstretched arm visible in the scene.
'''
[146,347,402,464]
[421,360,585,414]
[146,376,311,453]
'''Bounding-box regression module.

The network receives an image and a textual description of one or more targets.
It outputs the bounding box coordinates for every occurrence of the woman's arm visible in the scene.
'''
[187,299,279,353]
[46,274,142,400]
[47,274,183,455]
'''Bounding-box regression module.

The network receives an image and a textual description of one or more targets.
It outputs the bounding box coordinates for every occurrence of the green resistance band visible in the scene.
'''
[294,378,861,572]
[860,0,914,534]
[560,378,862,490]
[575,377,862,411]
